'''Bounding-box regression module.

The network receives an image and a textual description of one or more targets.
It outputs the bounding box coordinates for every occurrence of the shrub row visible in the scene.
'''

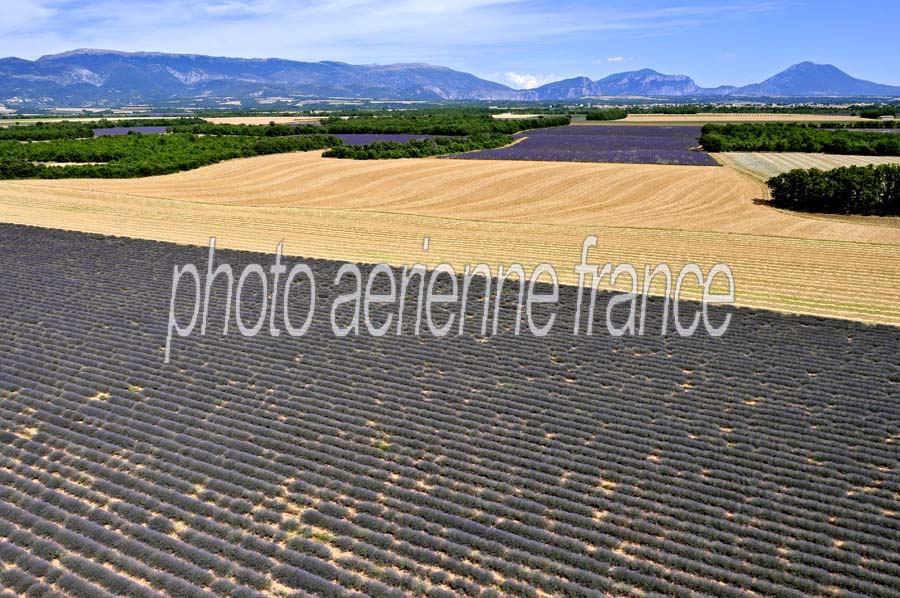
[0,134,341,179]
[322,134,514,159]
[584,109,628,121]
[0,118,206,141]
[699,123,900,155]
[319,109,569,136]
[767,164,900,215]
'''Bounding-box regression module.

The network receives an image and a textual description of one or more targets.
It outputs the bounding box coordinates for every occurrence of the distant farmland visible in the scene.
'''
[0,224,898,598]
[449,125,717,166]
[204,116,324,125]
[609,113,867,124]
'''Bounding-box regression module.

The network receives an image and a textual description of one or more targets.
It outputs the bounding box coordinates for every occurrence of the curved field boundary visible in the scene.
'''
[0,183,898,325]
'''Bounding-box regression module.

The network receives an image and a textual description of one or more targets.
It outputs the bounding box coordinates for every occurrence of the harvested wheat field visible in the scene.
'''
[0,115,320,127]
[491,113,544,119]
[20,151,897,243]
[1,151,898,325]
[605,113,865,125]
[203,116,322,125]
[716,151,900,180]
[0,116,157,126]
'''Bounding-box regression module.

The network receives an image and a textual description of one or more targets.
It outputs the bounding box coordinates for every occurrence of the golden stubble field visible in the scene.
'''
[0,115,322,127]
[602,113,867,125]
[203,116,323,125]
[1,151,898,325]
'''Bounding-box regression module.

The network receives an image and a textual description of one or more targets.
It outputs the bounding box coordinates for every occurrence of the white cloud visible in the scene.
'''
[0,0,785,73]
[203,2,275,17]
[389,0,523,15]
[500,72,559,89]
[0,0,55,37]
[606,56,624,63]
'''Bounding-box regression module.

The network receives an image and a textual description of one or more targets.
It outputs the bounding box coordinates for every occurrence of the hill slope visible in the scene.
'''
[0,49,517,105]
[735,61,900,96]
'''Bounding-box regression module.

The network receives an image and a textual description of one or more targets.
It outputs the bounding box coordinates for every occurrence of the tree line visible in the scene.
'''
[0,118,206,141]
[0,110,575,178]
[584,109,628,121]
[322,134,514,159]
[700,123,900,155]
[170,113,571,137]
[167,122,324,136]
[168,110,572,158]
[767,164,900,215]
[318,109,570,135]
[0,133,340,180]
[859,106,899,119]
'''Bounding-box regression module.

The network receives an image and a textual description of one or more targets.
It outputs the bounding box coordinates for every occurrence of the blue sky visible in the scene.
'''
[3,0,898,88]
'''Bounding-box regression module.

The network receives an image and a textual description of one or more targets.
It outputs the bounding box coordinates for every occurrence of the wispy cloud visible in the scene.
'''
[0,1,784,56]
[0,0,787,81]
[1,0,56,38]
[385,0,523,15]
[203,1,277,17]
[6,1,892,94]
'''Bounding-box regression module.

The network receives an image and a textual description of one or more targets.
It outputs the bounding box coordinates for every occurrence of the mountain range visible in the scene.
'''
[1,50,898,108]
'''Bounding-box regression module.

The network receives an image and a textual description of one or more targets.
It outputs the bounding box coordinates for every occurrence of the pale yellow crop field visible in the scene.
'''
[716,152,900,180]
[0,115,321,127]
[492,113,544,119]
[28,151,895,244]
[578,113,866,125]
[0,116,151,127]
[203,116,323,125]
[1,150,898,325]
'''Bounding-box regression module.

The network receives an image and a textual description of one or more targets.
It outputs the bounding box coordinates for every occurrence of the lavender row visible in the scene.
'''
[92,127,170,137]
[0,224,897,598]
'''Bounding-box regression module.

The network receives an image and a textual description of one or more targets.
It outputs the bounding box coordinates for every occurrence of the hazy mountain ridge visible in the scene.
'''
[735,62,900,97]
[0,49,514,105]
[526,62,899,99]
[1,50,898,107]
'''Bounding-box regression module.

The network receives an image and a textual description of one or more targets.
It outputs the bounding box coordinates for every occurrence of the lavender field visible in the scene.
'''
[1,225,898,598]
[92,126,169,137]
[449,125,719,166]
